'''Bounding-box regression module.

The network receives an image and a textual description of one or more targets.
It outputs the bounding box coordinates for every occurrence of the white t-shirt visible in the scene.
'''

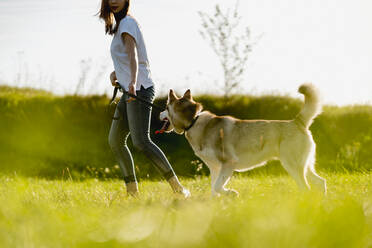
[110,15,154,91]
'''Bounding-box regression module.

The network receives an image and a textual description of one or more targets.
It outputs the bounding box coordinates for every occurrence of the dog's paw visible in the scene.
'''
[211,191,221,198]
[224,189,239,197]
[211,189,239,197]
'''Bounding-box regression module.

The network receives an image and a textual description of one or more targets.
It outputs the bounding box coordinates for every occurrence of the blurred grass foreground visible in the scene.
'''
[0,174,371,247]
[1,85,372,179]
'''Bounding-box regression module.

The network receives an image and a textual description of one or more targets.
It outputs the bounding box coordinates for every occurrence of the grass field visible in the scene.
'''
[1,86,372,247]
[1,173,371,248]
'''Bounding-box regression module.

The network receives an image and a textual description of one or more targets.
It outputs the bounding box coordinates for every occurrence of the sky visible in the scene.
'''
[0,0,371,105]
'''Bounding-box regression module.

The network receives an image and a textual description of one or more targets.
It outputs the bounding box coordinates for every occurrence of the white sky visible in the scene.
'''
[0,0,371,105]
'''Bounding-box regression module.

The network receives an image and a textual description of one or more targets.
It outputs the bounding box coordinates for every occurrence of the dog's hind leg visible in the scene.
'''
[279,135,312,190]
[306,164,327,194]
[279,145,310,190]
[280,157,310,190]
[297,142,327,194]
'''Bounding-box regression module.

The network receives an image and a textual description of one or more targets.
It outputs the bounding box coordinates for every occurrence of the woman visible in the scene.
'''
[99,0,190,197]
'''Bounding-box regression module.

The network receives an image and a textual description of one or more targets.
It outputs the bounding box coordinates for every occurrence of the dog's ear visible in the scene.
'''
[183,89,192,100]
[168,89,177,103]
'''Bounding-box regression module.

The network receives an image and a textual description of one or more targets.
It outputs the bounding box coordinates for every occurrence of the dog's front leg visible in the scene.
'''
[209,166,220,195]
[199,159,221,195]
[212,166,238,197]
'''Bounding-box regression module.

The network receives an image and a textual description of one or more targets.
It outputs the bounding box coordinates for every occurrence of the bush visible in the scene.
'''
[1,86,371,179]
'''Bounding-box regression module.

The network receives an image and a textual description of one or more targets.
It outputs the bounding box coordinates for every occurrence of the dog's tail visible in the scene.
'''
[294,83,322,129]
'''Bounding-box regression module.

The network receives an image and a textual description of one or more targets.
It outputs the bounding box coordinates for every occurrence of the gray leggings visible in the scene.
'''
[108,86,176,183]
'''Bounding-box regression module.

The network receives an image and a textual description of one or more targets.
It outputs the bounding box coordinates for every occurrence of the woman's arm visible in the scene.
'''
[122,33,138,97]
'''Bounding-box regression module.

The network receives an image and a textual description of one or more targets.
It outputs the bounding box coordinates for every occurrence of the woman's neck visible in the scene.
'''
[114,8,128,24]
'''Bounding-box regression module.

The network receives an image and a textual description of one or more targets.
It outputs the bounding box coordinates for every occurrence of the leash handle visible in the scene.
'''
[109,87,119,105]
[109,84,164,111]
[123,89,162,111]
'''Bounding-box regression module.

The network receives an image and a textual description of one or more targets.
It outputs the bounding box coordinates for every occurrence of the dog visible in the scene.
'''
[159,84,327,196]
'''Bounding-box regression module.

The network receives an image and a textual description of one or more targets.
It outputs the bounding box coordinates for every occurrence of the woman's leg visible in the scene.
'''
[108,95,138,195]
[126,86,190,196]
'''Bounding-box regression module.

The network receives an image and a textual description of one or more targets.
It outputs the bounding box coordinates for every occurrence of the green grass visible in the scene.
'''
[1,173,371,248]
[1,86,372,246]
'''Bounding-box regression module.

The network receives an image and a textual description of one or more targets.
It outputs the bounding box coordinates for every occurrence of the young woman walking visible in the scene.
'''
[99,0,190,197]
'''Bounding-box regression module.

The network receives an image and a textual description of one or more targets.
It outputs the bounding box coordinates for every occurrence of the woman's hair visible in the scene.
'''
[99,0,130,35]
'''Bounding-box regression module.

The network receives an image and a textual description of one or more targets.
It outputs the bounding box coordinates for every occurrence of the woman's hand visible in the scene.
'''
[110,71,119,87]
[127,82,136,103]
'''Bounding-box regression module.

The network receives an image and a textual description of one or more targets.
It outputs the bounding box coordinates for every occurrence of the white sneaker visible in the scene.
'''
[177,187,191,198]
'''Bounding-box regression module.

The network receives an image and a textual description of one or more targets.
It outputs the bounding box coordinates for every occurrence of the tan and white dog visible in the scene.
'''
[159,84,326,196]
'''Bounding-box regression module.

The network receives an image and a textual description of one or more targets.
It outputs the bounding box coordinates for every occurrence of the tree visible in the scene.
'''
[199,2,253,99]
